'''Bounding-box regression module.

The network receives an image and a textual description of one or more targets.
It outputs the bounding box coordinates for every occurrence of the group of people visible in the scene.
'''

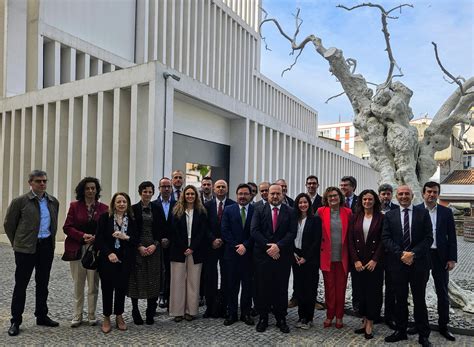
[4,170,458,347]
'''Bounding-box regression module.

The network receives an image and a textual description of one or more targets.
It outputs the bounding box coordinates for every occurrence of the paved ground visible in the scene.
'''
[0,241,473,346]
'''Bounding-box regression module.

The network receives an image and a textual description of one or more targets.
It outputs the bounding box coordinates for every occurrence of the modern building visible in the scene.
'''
[0,0,378,243]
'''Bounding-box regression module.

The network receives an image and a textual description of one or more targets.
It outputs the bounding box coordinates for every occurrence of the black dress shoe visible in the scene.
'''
[439,328,456,341]
[364,332,374,340]
[132,309,144,325]
[36,316,59,327]
[385,319,397,330]
[256,318,268,332]
[385,331,408,343]
[240,314,255,326]
[250,308,258,317]
[145,316,154,325]
[8,323,19,336]
[276,319,290,333]
[407,326,418,335]
[224,316,238,326]
[418,336,432,347]
[158,298,168,309]
[354,327,365,334]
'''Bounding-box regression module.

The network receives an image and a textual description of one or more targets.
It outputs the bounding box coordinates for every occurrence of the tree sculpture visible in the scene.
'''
[260,3,474,201]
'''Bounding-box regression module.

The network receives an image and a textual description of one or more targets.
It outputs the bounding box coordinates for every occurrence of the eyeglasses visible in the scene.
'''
[33,179,48,183]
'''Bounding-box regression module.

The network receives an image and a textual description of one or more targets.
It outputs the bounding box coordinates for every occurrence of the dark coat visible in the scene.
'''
[204,198,236,242]
[310,194,323,215]
[293,214,322,266]
[169,209,208,264]
[348,212,384,265]
[382,205,433,271]
[416,203,457,263]
[132,202,164,243]
[250,203,297,262]
[152,197,176,239]
[221,203,254,260]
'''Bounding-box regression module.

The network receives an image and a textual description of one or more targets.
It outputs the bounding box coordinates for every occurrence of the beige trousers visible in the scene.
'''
[169,255,202,317]
[69,245,99,320]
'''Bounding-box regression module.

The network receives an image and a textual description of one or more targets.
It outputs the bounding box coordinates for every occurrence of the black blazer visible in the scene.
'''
[132,202,164,243]
[283,196,294,207]
[204,198,236,242]
[416,203,457,264]
[382,205,433,271]
[310,194,322,215]
[152,197,176,239]
[95,213,139,267]
[293,214,322,266]
[349,212,384,265]
[350,194,358,213]
[250,203,297,262]
[221,203,254,260]
[169,209,208,264]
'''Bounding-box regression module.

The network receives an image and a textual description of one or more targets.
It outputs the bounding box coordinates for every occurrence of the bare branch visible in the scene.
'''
[325,91,346,104]
[337,3,413,85]
[346,58,357,73]
[282,48,304,76]
[432,42,467,94]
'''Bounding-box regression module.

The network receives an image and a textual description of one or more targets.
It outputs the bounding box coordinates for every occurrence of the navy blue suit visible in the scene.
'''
[251,203,296,320]
[417,203,457,329]
[382,205,433,338]
[383,202,400,323]
[221,203,254,317]
[203,198,236,315]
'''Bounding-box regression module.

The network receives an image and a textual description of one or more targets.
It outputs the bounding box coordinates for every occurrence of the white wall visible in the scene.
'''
[39,0,136,62]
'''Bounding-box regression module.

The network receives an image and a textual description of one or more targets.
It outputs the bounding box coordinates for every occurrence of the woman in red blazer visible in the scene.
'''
[348,189,384,340]
[317,187,352,329]
[63,177,108,327]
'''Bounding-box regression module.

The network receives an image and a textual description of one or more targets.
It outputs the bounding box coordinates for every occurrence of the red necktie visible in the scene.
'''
[272,207,278,233]
[218,201,223,224]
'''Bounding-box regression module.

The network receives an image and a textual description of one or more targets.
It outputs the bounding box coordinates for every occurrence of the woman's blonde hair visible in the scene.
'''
[172,185,207,218]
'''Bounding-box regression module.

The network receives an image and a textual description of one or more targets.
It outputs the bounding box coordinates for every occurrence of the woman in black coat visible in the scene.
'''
[169,185,208,322]
[95,192,138,333]
[292,193,322,329]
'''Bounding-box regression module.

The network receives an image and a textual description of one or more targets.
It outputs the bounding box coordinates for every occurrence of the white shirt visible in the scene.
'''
[399,204,413,240]
[239,204,249,218]
[294,217,307,249]
[363,216,372,242]
[185,209,194,246]
[425,203,438,249]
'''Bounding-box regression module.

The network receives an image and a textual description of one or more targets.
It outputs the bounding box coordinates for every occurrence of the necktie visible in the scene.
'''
[176,189,181,200]
[241,206,246,226]
[345,197,350,208]
[218,201,223,224]
[272,207,278,233]
[403,208,411,250]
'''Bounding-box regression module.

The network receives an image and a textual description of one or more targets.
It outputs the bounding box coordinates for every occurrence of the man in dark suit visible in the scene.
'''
[251,183,297,333]
[382,185,433,347]
[306,175,322,214]
[171,170,185,202]
[200,176,214,204]
[221,183,255,326]
[378,183,399,330]
[247,182,258,204]
[276,179,294,207]
[340,175,359,312]
[152,177,176,309]
[254,181,270,211]
[203,179,236,317]
[408,181,456,341]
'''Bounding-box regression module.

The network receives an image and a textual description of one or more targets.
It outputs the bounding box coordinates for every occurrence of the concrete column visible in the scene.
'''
[135,0,149,64]
[61,47,76,83]
[76,52,90,80]
[44,41,61,87]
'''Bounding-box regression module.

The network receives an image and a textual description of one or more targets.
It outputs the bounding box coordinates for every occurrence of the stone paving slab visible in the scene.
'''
[0,243,473,346]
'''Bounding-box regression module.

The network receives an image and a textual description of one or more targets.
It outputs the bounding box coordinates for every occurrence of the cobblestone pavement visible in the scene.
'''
[0,242,473,346]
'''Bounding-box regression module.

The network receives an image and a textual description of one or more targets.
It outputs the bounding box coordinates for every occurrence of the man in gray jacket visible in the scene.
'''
[4,170,60,336]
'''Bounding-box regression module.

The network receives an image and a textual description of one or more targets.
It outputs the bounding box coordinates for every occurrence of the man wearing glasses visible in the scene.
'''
[4,170,60,336]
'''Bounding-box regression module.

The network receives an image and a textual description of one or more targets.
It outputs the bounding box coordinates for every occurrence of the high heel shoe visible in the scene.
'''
[323,319,332,328]
[335,320,344,329]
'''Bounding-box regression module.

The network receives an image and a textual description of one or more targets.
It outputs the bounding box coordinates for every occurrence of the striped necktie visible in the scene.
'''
[403,208,411,250]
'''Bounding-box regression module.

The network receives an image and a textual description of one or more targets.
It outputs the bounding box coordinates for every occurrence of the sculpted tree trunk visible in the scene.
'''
[260,4,474,201]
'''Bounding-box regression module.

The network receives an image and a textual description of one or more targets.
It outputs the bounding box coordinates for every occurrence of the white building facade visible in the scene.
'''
[0,0,378,241]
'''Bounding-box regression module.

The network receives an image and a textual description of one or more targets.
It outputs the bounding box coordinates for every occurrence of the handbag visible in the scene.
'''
[81,243,99,270]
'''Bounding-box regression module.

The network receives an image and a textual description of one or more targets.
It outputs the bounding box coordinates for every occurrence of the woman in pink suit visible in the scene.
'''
[63,177,108,327]
[317,187,352,329]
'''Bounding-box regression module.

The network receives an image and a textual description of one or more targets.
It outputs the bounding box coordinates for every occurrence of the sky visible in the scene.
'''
[259,0,473,125]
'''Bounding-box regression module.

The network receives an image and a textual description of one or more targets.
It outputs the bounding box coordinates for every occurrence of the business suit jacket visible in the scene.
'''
[348,212,384,265]
[318,206,352,275]
[63,200,108,260]
[382,205,433,272]
[310,194,323,215]
[294,215,322,266]
[132,202,164,243]
[204,198,236,242]
[349,194,358,213]
[221,203,254,260]
[152,197,176,239]
[250,203,297,262]
[169,209,208,264]
[416,203,457,264]
[283,195,294,207]
[253,199,267,212]
[95,213,139,268]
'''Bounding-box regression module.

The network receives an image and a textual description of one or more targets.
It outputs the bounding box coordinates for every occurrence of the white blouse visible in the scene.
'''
[185,209,194,246]
[294,217,307,249]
